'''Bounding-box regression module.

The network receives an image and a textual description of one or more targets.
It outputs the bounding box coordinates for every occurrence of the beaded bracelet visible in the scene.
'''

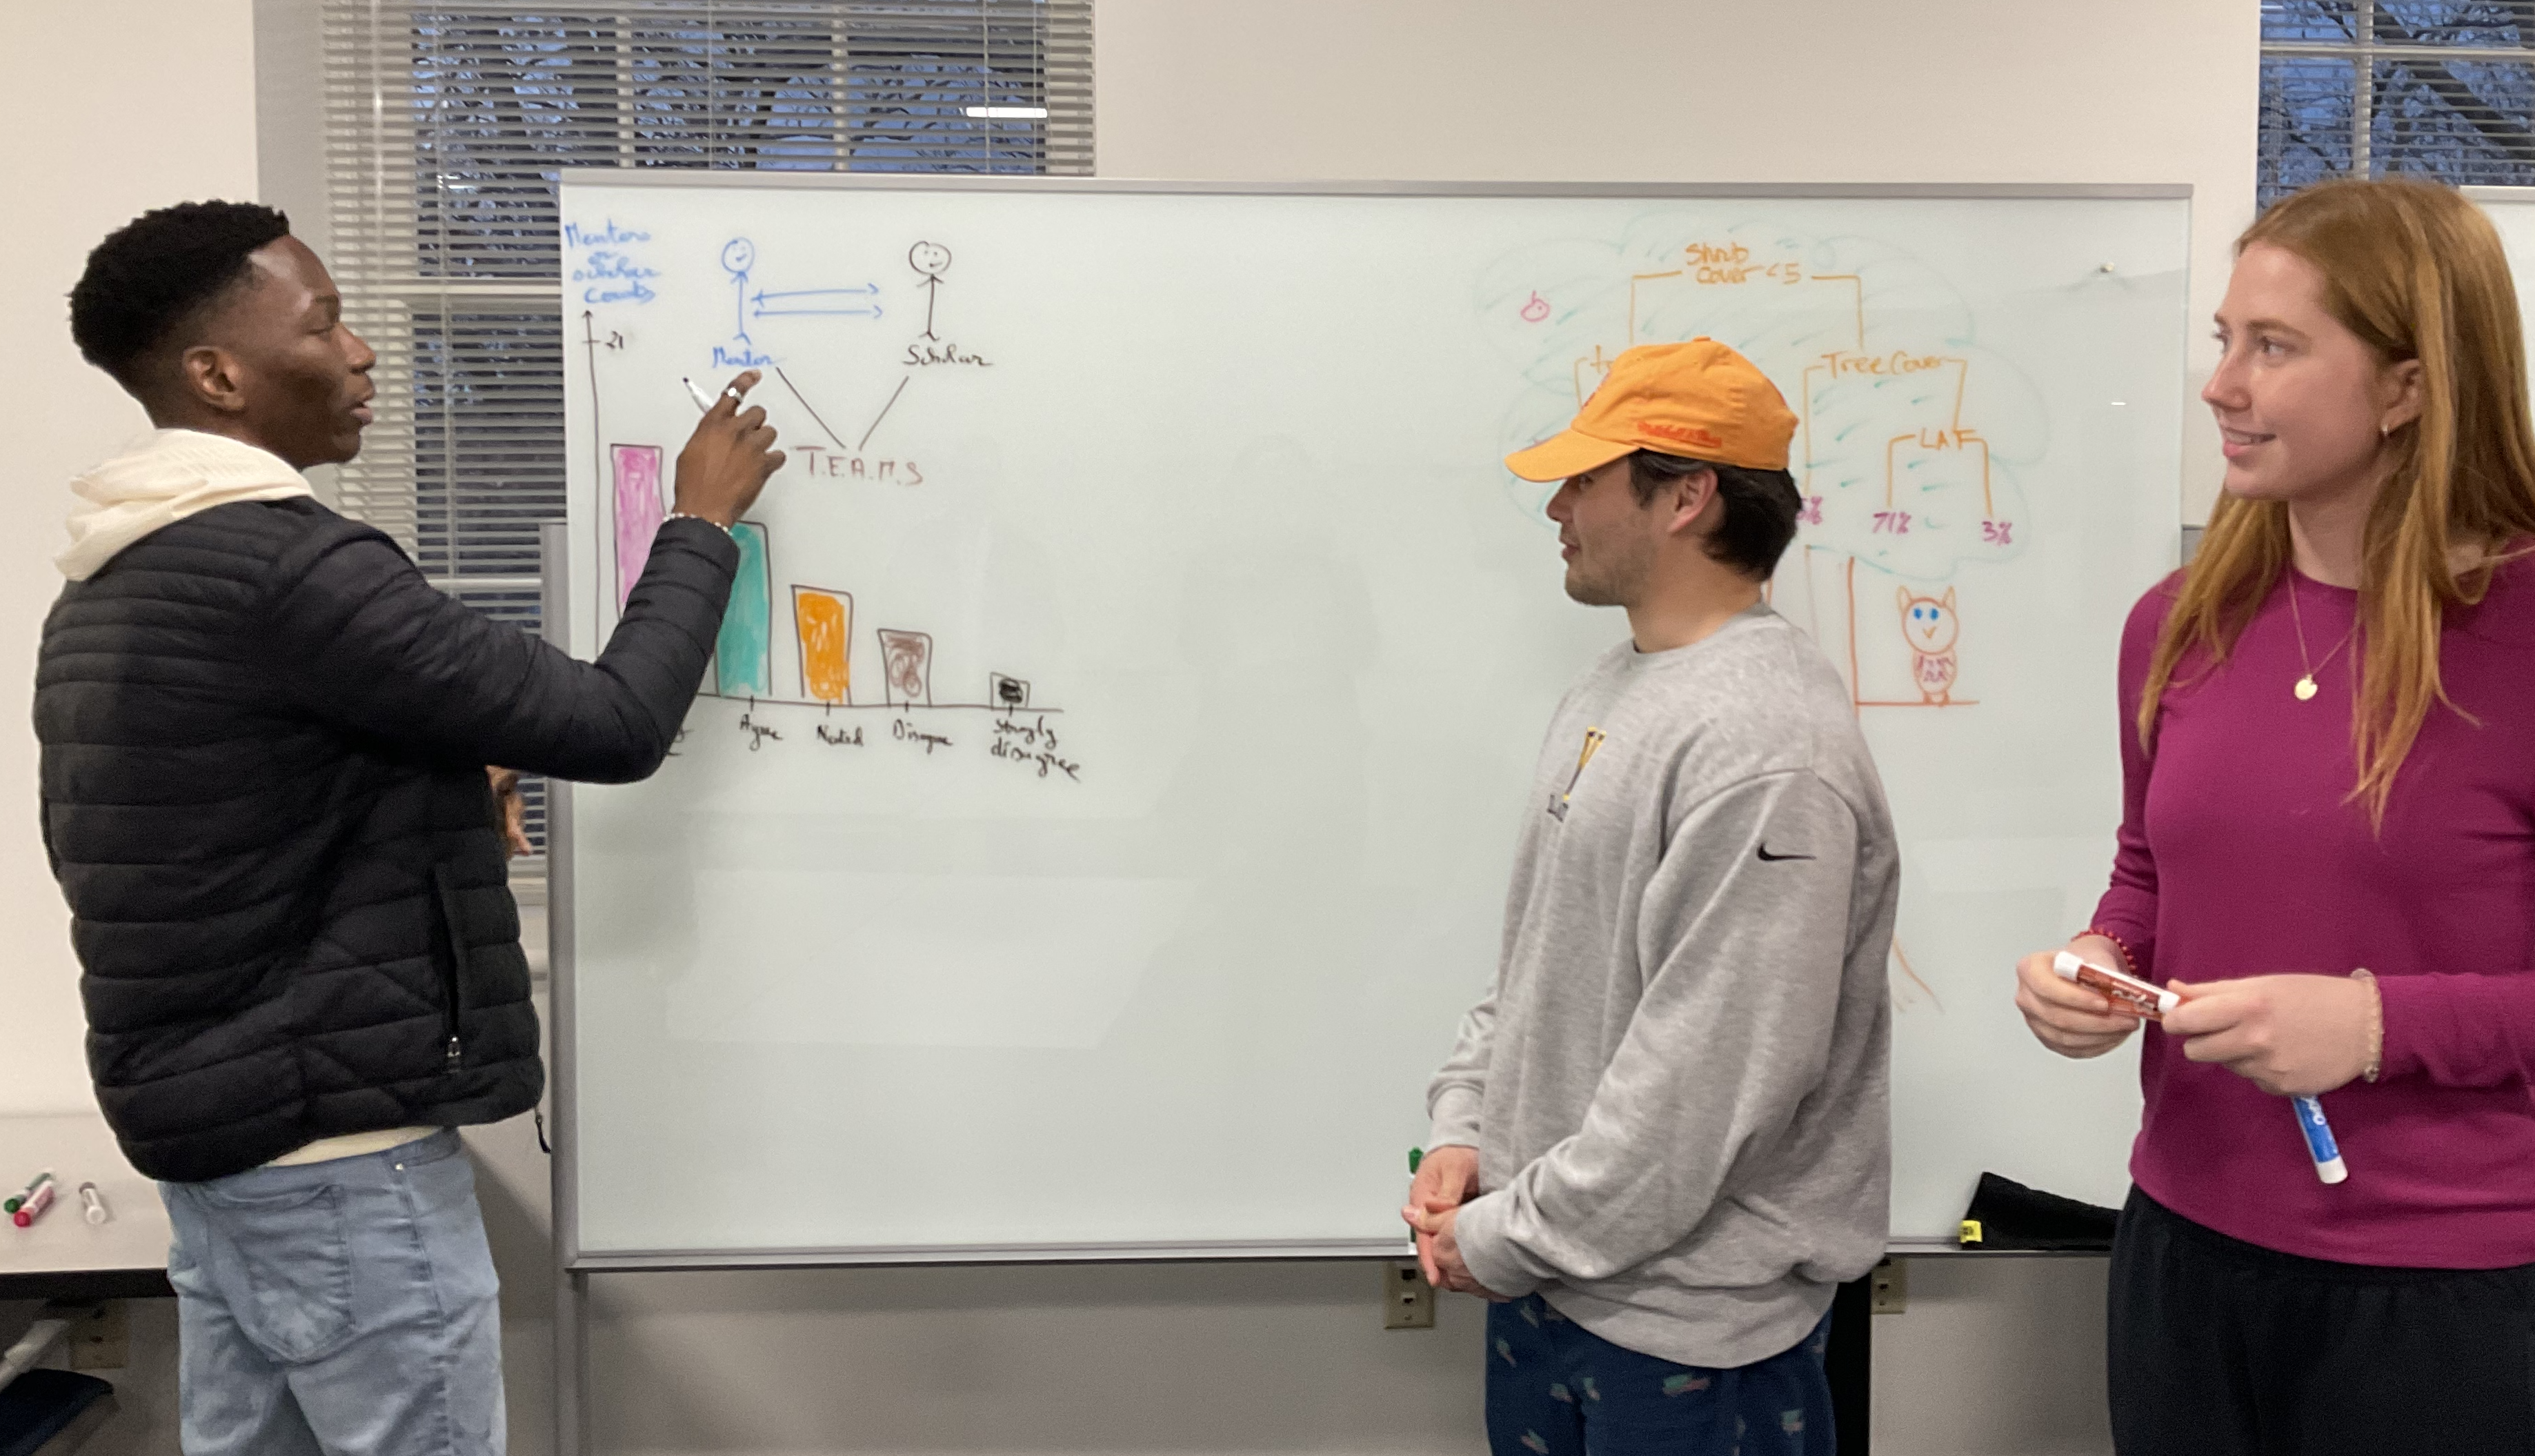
[2079,927,2144,981]
[2350,967,2382,1084]
[664,510,735,540]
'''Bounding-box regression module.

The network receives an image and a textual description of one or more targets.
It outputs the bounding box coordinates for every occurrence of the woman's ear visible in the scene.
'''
[2381,357,2425,435]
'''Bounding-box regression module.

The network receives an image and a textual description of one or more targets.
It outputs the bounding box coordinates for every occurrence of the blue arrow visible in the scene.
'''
[753,303,884,319]
[750,286,884,320]
[751,286,879,305]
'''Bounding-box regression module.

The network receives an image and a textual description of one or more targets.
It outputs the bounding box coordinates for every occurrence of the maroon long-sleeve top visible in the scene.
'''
[2094,557,2535,1268]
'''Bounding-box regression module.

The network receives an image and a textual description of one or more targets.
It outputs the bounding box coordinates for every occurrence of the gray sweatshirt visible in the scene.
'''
[1428,604,1898,1368]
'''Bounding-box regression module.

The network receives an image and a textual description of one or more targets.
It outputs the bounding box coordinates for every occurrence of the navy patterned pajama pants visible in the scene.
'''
[1484,1295,1836,1456]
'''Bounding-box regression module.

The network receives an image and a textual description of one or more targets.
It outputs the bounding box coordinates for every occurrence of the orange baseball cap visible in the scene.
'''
[1505,339,1798,481]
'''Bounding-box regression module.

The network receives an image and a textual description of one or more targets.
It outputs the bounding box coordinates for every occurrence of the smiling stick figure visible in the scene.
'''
[722,237,757,341]
[908,241,953,339]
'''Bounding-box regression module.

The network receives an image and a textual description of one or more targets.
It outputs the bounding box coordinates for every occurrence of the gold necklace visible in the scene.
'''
[2287,573,2357,701]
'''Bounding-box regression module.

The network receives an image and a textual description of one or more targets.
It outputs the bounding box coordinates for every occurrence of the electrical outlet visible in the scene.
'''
[52,1302,128,1370]
[1383,1261,1437,1329]
[1869,1259,1907,1315]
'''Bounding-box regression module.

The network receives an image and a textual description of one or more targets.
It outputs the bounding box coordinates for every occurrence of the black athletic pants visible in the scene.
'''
[2109,1186,2535,1455]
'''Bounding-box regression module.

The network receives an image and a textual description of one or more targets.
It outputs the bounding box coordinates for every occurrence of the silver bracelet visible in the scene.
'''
[664,510,735,540]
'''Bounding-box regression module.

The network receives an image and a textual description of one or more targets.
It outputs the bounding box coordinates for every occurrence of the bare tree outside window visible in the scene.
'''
[2262,2,2535,206]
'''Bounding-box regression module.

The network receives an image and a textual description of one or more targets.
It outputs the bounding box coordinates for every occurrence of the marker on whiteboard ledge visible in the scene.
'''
[2052,950,2178,1019]
[2293,1096,2349,1185]
[4,1170,52,1215]
[78,1181,110,1226]
[12,1179,54,1228]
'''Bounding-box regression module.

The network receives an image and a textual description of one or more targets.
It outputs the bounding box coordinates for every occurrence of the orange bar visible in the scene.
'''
[793,587,854,704]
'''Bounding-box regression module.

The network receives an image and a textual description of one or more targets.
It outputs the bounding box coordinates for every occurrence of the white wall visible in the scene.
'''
[0,10,256,1446]
[0,2,2254,1453]
[0,0,262,1115]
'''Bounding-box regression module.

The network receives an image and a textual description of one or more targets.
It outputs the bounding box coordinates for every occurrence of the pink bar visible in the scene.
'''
[613,444,666,610]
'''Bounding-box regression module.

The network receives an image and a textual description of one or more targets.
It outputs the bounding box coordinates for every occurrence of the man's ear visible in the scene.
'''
[1665,465,1720,538]
[175,343,250,417]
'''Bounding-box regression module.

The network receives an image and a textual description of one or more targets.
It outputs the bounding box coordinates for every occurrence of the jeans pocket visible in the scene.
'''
[198,1181,357,1364]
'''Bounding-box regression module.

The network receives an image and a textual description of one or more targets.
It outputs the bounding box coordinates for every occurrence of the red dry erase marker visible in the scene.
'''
[2054,950,2179,1019]
[12,1179,55,1227]
[3,1170,48,1215]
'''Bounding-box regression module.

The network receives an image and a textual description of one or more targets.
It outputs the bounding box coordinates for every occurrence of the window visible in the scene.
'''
[2260,1,2535,206]
[320,1,1094,860]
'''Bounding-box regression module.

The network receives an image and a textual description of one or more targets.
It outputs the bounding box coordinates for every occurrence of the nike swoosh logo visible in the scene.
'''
[1756,846,1815,862]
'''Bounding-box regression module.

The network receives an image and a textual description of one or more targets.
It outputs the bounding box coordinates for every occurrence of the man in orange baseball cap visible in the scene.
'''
[1505,337,1800,481]
[1505,338,1804,615]
[1406,338,1898,1456]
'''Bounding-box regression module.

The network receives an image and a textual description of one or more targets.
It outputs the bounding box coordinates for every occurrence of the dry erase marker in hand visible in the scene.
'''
[682,377,716,412]
[2293,1096,2349,1185]
[2053,950,2179,1019]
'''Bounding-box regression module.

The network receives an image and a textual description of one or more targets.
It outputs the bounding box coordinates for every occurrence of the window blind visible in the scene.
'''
[2260,1,2535,206]
[319,0,1093,859]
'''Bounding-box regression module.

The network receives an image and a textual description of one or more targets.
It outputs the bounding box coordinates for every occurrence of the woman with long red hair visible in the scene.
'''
[2016,177,2535,1452]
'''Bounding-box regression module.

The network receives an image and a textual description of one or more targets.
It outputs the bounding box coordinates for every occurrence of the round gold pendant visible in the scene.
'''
[2294,675,2319,701]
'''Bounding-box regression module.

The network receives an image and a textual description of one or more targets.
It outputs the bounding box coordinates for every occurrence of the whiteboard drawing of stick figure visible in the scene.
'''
[908,241,953,339]
[1896,586,1961,706]
[722,237,757,342]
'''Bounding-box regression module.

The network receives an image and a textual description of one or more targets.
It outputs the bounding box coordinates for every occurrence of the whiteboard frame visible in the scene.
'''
[553,170,2188,201]
[546,172,2194,1276]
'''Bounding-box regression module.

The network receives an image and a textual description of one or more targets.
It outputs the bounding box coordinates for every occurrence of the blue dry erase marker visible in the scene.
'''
[2293,1095,2348,1185]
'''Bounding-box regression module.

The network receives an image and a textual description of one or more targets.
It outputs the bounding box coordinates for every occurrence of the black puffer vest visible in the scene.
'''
[36,498,735,1181]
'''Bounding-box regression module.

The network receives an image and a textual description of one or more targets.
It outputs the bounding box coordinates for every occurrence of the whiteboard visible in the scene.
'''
[554,176,2189,1263]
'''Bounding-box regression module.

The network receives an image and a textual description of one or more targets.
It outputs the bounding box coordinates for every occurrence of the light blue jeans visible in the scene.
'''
[159,1129,504,1455]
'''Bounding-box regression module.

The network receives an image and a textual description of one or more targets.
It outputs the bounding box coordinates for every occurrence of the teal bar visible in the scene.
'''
[715,521,773,697]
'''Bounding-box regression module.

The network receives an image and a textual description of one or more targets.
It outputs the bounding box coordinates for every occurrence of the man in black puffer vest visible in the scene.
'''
[36,201,782,1456]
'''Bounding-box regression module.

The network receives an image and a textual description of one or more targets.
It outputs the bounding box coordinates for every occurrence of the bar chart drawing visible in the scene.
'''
[611,444,666,610]
[877,629,935,708]
[654,513,1060,719]
[793,586,855,704]
[587,383,1060,725]
[715,521,775,698]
